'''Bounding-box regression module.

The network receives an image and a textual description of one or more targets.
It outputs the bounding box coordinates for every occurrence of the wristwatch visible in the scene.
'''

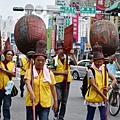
[109,84,113,89]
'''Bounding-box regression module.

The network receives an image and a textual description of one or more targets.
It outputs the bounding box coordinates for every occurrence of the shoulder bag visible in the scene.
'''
[4,62,18,97]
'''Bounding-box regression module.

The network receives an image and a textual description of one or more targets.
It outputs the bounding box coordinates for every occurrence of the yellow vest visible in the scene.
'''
[0,61,15,89]
[20,57,30,75]
[25,69,56,107]
[85,66,108,103]
[53,56,72,83]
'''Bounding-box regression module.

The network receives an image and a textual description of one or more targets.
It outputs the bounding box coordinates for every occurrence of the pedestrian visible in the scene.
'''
[106,54,120,105]
[24,40,58,120]
[107,54,120,81]
[0,46,16,120]
[19,55,30,97]
[85,43,116,120]
[52,40,77,120]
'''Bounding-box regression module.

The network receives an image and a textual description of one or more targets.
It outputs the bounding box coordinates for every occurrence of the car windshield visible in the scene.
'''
[78,61,90,67]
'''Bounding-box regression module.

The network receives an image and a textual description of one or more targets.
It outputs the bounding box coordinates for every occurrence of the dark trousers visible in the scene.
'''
[26,104,50,120]
[86,105,107,120]
[20,75,25,92]
[54,81,70,119]
[0,90,11,120]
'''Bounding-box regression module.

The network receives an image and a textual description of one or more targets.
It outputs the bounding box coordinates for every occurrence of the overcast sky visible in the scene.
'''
[0,0,55,27]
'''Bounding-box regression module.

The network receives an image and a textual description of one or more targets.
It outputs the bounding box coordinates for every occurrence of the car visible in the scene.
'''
[70,59,91,80]
[115,71,120,84]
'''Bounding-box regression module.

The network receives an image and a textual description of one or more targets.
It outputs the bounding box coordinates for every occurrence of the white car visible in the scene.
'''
[115,71,120,84]
[70,59,91,80]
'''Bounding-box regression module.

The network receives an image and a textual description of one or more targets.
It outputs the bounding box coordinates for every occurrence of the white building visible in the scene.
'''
[0,16,16,51]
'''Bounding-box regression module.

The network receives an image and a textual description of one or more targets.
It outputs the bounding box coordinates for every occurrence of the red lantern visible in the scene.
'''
[14,14,46,54]
[90,20,119,56]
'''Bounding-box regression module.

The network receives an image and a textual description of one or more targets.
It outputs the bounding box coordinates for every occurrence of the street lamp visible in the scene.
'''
[13,7,24,11]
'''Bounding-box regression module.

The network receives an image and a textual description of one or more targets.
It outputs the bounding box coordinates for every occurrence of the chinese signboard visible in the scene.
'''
[60,6,76,15]
[11,33,15,43]
[65,18,70,27]
[47,29,51,54]
[92,13,104,24]
[50,30,55,49]
[55,0,65,6]
[80,7,96,17]
[72,14,79,42]
[58,25,64,40]
[96,0,105,11]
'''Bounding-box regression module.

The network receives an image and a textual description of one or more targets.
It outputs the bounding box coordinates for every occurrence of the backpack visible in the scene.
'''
[80,66,95,98]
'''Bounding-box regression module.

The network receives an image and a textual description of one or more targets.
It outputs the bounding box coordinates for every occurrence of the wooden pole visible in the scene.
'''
[65,52,68,91]
[30,58,36,120]
[104,62,108,120]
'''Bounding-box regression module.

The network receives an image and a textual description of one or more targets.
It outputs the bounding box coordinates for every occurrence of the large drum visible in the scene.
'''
[14,14,46,55]
[90,20,119,56]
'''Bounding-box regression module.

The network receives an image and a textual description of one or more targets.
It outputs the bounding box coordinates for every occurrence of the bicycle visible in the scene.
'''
[108,79,120,116]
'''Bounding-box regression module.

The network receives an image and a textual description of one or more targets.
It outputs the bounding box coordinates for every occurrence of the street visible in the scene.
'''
[3,76,120,120]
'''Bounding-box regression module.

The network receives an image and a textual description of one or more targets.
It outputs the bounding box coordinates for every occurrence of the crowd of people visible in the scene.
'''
[0,39,120,120]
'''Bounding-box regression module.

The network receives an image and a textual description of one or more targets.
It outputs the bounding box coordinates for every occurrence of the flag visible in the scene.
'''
[4,37,11,51]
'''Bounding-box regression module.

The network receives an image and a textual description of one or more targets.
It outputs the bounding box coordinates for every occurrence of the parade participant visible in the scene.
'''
[24,40,58,120]
[19,55,30,97]
[0,46,16,120]
[85,43,116,120]
[52,40,77,120]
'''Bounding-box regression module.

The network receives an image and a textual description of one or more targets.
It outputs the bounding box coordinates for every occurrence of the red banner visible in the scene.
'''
[96,0,105,11]
[92,13,104,24]
[72,14,79,42]
[4,37,11,50]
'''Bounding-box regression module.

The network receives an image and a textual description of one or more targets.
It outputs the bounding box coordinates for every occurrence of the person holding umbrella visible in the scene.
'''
[85,43,116,120]
[52,39,77,120]
[24,40,58,120]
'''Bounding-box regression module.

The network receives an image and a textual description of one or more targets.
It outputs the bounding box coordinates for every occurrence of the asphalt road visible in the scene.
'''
[1,69,120,120]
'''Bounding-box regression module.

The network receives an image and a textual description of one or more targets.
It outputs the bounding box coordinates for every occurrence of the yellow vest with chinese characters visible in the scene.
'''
[53,56,72,83]
[0,61,15,89]
[20,57,30,75]
[25,70,56,107]
[85,66,108,103]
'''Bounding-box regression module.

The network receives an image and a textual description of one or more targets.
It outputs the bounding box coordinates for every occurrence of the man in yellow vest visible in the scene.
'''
[52,40,77,120]
[20,55,30,97]
[24,40,58,120]
[0,48,16,120]
[85,43,116,120]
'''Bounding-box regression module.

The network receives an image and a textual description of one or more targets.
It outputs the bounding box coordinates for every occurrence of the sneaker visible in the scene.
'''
[59,118,64,120]
[53,116,59,120]
[59,116,64,120]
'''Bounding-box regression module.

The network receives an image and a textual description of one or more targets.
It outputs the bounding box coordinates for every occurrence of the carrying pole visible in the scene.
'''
[30,58,36,120]
[65,51,68,91]
[27,51,36,120]
[104,58,109,120]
